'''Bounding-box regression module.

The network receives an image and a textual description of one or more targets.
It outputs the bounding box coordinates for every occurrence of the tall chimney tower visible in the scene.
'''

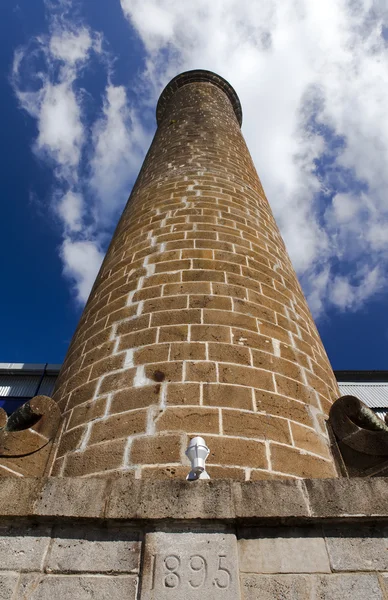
[49,70,339,480]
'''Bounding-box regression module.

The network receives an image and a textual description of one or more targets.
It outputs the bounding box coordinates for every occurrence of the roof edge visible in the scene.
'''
[335,370,388,382]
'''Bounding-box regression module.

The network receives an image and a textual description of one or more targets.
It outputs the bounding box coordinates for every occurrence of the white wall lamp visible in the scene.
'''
[185,436,210,480]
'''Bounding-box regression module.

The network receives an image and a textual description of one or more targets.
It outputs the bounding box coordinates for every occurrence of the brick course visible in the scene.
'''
[48,70,339,480]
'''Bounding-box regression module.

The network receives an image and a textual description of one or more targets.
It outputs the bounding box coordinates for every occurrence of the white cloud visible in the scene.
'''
[11,23,96,300]
[35,80,84,172]
[11,9,147,303]
[90,84,147,223]
[329,193,362,225]
[120,0,388,316]
[12,0,388,316]
[11,28,92,184]
[330,267,383,311]
[49,28,92,64]
[56,190,84,233]
[61,239,104,304]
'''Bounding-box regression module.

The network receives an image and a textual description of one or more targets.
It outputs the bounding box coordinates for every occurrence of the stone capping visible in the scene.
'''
[156,69,243,126]
[1,477,388,523]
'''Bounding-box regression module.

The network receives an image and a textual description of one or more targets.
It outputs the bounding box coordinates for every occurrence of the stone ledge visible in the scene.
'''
[0,477,388,522]
[156,69,243,126]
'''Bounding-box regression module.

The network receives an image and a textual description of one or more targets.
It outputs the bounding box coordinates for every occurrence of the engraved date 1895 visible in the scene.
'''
[149,554,231,590]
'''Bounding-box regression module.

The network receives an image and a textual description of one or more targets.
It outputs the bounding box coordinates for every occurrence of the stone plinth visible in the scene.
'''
[1,477,388,598]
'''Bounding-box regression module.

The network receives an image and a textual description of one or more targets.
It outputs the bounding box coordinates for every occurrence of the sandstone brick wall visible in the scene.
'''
[46,70,339,479]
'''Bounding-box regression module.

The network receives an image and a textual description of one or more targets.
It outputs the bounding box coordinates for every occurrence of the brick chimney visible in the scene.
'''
[49,70,339,480]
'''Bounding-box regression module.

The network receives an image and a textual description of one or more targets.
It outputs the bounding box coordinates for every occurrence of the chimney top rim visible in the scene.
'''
[156,69,243,127]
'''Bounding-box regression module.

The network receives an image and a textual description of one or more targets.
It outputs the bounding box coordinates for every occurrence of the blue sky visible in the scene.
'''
[1,0,388,370]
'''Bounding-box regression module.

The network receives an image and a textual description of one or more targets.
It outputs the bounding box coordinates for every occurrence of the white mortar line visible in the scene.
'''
[103,394,113,418]
[79,422,93,452]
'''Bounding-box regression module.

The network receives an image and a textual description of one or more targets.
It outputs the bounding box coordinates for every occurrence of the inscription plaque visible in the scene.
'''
[140,532,241,599]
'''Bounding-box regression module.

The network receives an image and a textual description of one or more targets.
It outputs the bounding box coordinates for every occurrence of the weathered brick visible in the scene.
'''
[207,465,246,480]
[206,435,267,468]
[204,308,258,331]
[90,353,126,381]
[81,340,115,368]
[63,439,127,476]
[133,344,170,365]
[219,364,274,390]
[142,295,188,313]
[57,426,85,458]
[277,313,299,335]
[164,281,211,296]
[144,361,183,383]
[280,343,310,369]
[305,370,332,400]
[132,285,163,302]
[110,385,161,413]
[252,349,302,381]
[233,298,276,323]
[182,269,226,282]
[208,342,251,365]
[191,324,231,343]
[255,389,314,427]
[165,383,201,405]
[293,334,317,357]
[142,271,181,287]
[291,422,331,458]
[223,410,291,443]
[248,288,287,315]
[99,368,136,395]
[68,397,107,429]
[212,282,247,299]
[155,407,220,434]
[181,249,213,259]
[169,342,206,360]
[259,321,291,343]
[158,325,189,342]
[66,379,99,411]
[270,443,337,478]
[148,249,181,263]
[66,366,92,392]
[151,309,201,327]
[231,328,273,352]
[130,434,183,464]
[275,374,319,407]
[118,327,158,350]
[89,409,148,445]
[107,304,137,325]
[154,259,191,273]
[189,294,232,310]
[185,361,217,382]
[203,383,253,409]
[116,314,150,336]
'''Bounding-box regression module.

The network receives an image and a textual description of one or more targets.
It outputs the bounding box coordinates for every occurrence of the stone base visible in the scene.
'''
[1,477,388,599]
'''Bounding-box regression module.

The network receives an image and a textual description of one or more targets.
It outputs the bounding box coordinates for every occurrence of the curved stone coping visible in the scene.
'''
[0,477,388,523]
[0,396,60,457]
[156,69,243,127]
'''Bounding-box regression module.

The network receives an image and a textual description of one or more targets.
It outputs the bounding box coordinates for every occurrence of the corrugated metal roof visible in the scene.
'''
[38,376,58,396]
[0,375,57,398]
[0,363,61,374]
[375,410,388,421]
[338,383,388,408]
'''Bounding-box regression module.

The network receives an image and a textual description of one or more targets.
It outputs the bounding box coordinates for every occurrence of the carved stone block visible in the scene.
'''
[140,531,241,599]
